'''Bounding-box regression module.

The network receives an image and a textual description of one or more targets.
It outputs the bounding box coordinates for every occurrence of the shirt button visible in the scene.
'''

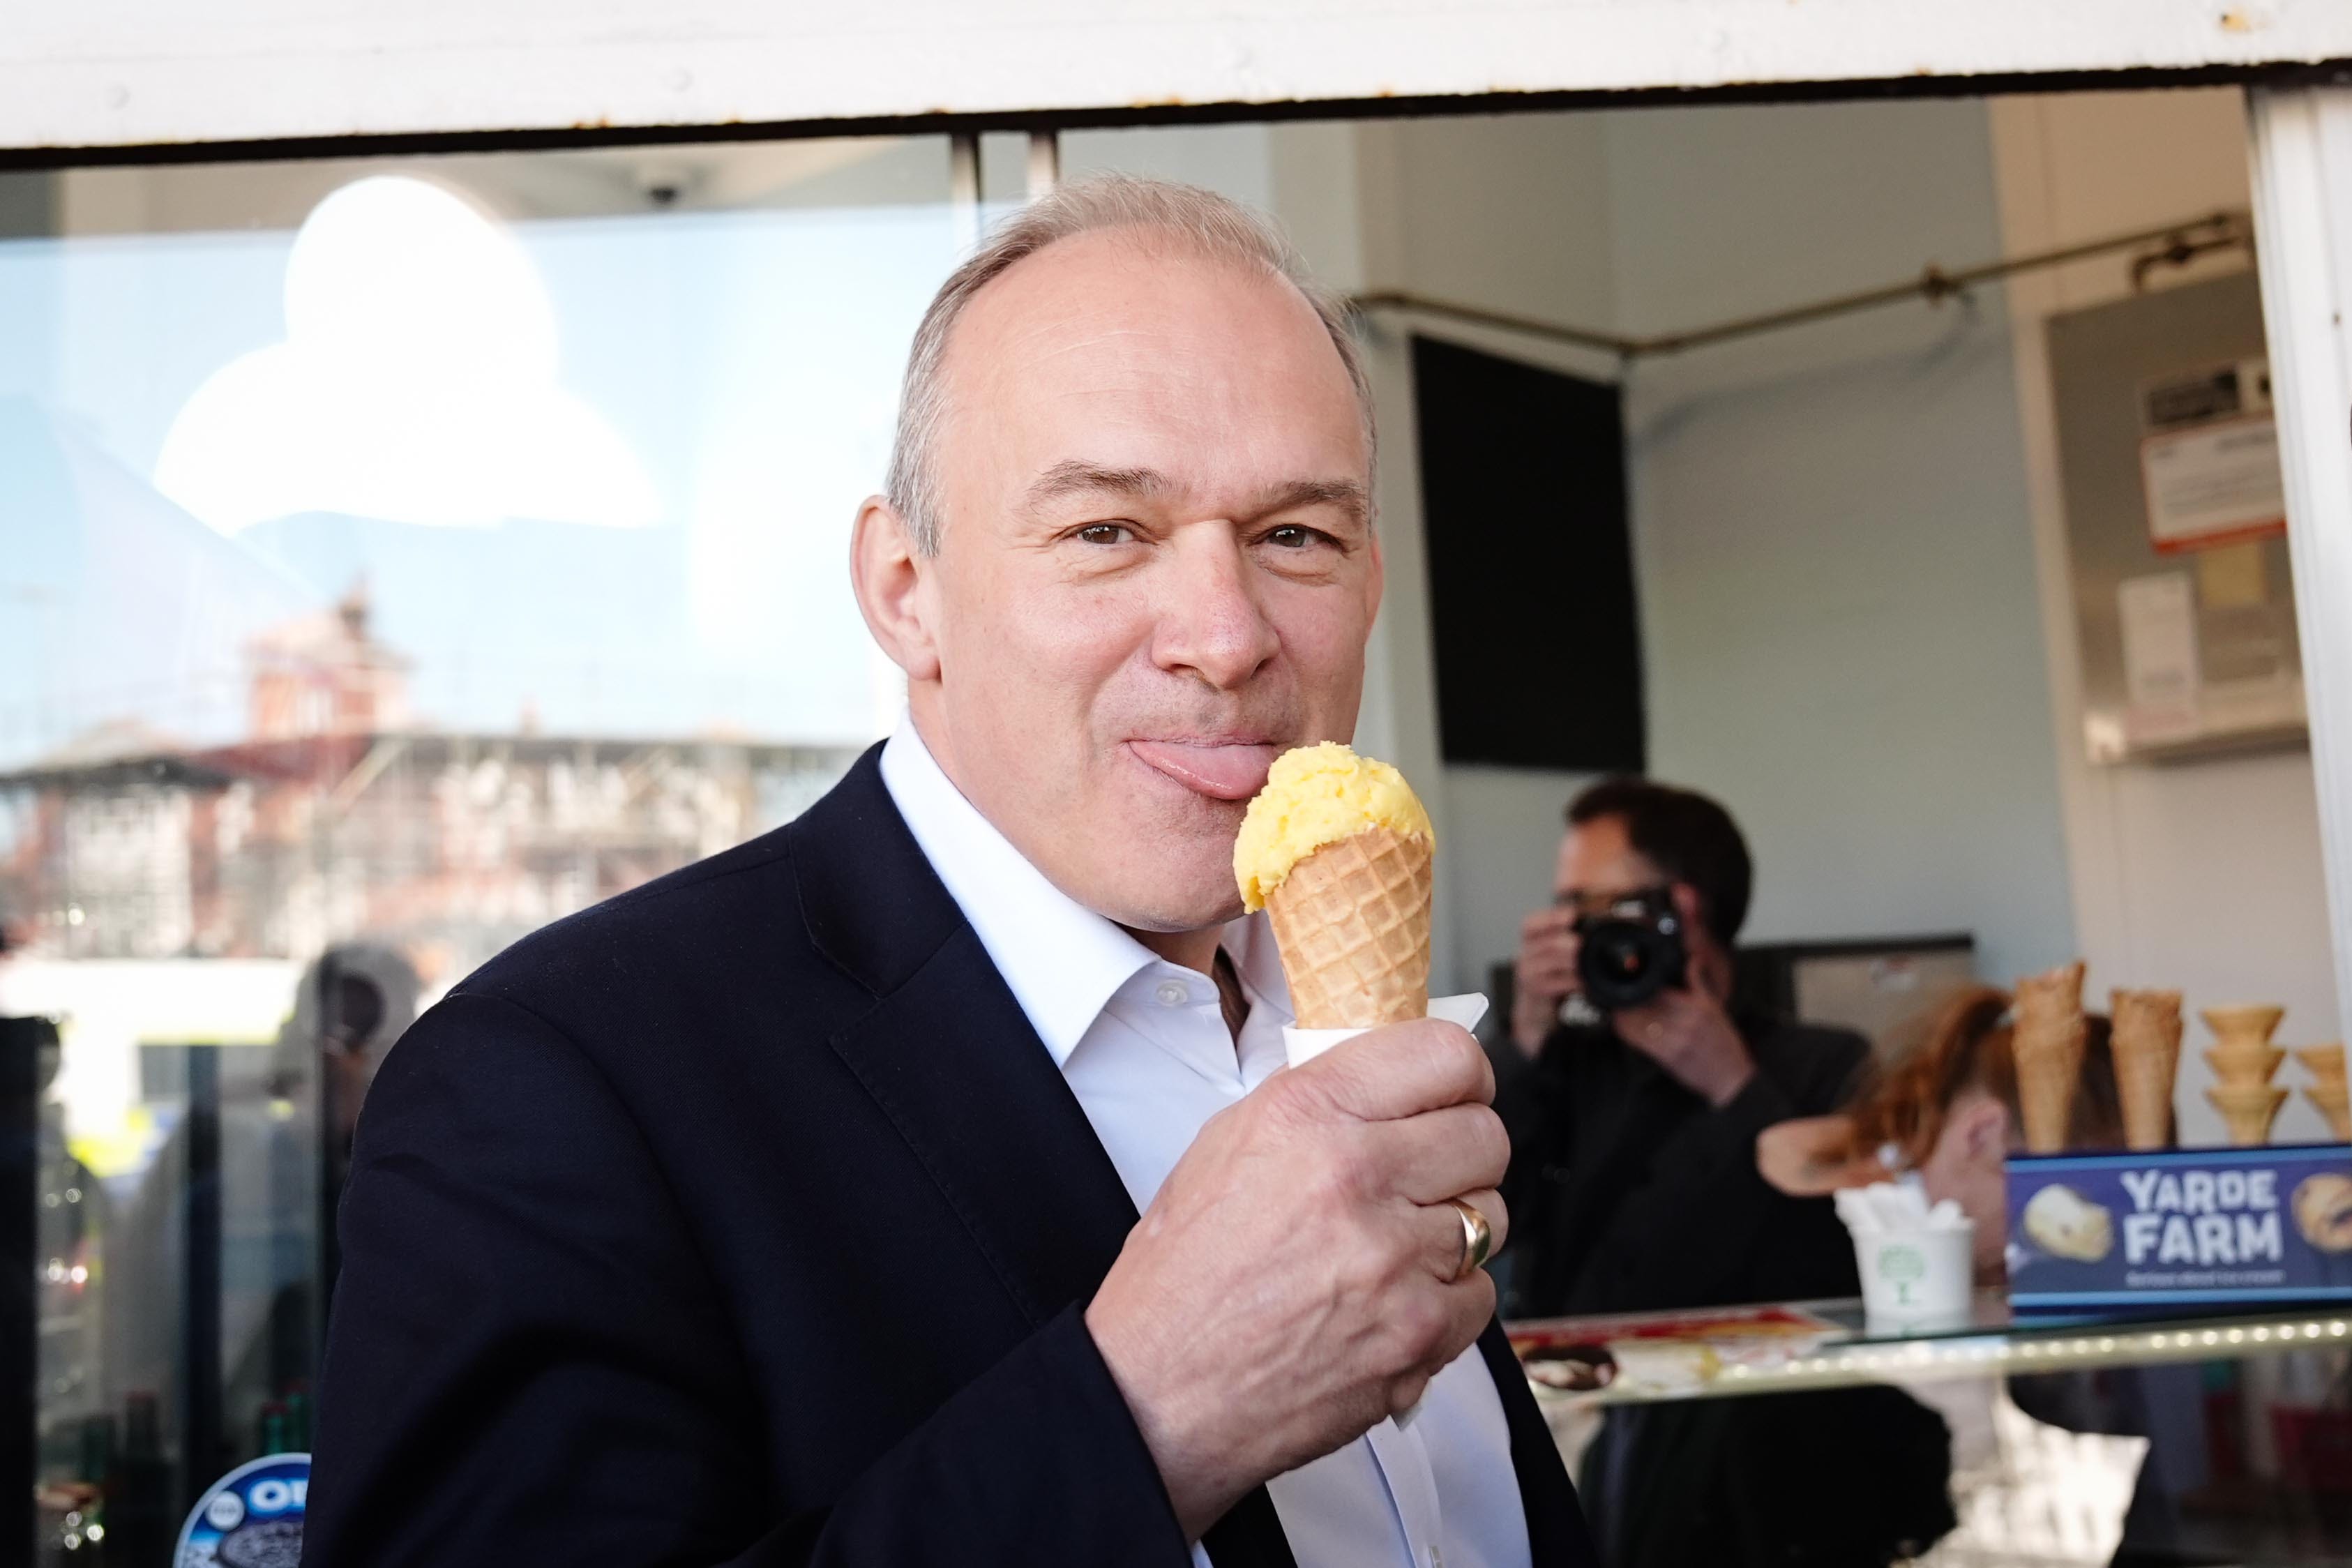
[1154,981,1190,1007]
[1427,1549,1444,1568]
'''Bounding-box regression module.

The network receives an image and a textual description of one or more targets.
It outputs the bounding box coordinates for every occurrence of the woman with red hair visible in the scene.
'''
[1758,983,2125,1281]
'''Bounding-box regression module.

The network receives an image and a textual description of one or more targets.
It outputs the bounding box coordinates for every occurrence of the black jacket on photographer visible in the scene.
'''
[1495,1004,1869,1318]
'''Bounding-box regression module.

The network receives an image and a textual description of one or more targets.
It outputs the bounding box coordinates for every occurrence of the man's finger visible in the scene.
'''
[1429,1264,1500,1368]
[1521,954,1577,991]
[1299,1020,1493,1122]
[1363,1105,1510,1205]
[1408,1186,1509,1283]
[1521,906,1574,942]
[1387,1269,1497,1415]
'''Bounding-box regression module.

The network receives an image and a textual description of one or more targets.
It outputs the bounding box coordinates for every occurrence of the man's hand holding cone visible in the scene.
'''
[1083,744,1505,1541]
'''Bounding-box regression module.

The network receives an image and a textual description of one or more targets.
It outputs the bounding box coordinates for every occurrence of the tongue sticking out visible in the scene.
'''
[1128,740,1279,802]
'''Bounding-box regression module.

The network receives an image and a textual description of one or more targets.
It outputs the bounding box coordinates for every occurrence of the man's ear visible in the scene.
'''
[1959,1095,2010,1160]
[850,495,941,683]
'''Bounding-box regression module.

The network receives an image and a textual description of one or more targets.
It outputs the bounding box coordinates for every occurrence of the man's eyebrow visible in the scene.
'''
[1256,478,1371,527]
[1019,462,1371,527]
[1022,461,1176,508]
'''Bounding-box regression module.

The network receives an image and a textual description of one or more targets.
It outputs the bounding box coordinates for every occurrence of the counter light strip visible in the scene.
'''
[1546,1313,2352,1406]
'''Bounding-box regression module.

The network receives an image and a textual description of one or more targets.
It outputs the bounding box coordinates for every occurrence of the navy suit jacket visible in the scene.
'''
[301,747,1596,1566]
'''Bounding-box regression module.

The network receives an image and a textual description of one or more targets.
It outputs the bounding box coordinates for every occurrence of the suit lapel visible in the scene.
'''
[1477,1321,1597,1567]
[799,751,1299,1568]
[830,920,1140,1321]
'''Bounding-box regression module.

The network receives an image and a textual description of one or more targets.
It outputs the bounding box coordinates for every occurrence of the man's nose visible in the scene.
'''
[1149,525,1281,690]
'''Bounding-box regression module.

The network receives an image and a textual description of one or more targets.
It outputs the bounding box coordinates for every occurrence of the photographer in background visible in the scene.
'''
[1497,777,1869,1319]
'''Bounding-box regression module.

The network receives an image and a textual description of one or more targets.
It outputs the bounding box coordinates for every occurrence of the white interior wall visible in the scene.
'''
[1314,103,2083,1000]
[1991,88,2342,1147]
[1608,98,2078,990]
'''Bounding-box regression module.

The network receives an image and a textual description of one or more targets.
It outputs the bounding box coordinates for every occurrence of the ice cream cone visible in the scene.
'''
[2298,1045,2348,1085]
[2308,1082,2352,1143]
[2110,988,2182,1151]
[2012,961,2087,1154]
[2206,1083,2289,1147]
[2201,1004,2286,1053]
[2203,1046,2286,1086]
[1263,825,1433,1029]
[1236,745,1436,1033]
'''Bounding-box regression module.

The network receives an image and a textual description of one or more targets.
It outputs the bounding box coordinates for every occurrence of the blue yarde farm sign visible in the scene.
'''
[2007,1144,2352,1310]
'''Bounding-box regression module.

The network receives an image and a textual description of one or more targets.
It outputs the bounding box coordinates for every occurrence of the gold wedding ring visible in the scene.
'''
[1447,1198,1493,1281]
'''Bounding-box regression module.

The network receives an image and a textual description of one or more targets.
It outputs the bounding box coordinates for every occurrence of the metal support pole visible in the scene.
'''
[0,1018,43,1567]
[182,1044,222,1509]
[1353,209,2252,364]
[1026,130,1060,200]
[949,130,981,255]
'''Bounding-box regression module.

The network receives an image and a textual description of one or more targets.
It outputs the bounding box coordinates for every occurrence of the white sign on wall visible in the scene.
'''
[2141,418,2288,551]
[2140,358,2286,552]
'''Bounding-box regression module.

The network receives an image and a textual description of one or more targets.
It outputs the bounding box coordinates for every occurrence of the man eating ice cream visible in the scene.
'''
[301,176,1595,1567]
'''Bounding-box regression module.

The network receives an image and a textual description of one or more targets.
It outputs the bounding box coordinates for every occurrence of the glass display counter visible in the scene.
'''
[1514,1292,2352,1404]
[1516,1295,2352,1566]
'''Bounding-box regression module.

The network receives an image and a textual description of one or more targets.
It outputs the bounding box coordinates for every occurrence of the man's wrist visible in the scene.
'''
[1083,1298,1237,1541]
[1703,1057,1758,1109]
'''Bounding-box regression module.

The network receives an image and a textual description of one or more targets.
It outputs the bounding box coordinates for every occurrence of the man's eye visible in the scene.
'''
[1075,522,1135,545]
[1266,525,1328,550]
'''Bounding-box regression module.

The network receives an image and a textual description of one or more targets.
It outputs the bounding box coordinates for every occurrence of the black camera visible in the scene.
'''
[1574,887,1687,1012]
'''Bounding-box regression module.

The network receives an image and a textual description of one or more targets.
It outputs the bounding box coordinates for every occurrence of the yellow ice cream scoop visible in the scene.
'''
[1233,742,1433,912]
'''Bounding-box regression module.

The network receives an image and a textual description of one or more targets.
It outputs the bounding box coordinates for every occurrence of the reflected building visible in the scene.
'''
[0,587,860,980]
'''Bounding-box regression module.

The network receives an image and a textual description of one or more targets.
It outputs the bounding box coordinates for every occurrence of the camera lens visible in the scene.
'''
[1574,909,1687,1012]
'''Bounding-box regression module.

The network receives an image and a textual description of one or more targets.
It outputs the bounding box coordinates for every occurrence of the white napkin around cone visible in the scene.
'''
[1281,993,1491,1067]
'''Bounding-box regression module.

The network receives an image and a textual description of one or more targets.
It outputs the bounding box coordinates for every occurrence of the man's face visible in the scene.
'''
[1552,814,1668,995]
[1555,814,1665,913]
[900,232,1378,933]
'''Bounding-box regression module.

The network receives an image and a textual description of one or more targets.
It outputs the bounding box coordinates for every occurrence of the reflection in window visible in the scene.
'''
[0,142,965,1558]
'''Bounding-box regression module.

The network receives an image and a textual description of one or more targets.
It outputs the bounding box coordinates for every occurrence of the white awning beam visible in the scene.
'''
[6,0,2351,158]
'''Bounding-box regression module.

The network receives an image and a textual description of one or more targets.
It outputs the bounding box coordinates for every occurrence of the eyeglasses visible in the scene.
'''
[1553,884,1675,926]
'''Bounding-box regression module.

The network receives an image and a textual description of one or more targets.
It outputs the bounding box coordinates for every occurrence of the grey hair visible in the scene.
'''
[883,173,1375,555]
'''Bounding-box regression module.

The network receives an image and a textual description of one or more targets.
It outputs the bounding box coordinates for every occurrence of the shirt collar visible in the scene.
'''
[877,717,1161,1066]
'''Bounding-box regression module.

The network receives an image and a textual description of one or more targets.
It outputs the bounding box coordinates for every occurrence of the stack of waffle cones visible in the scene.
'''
[2013,962,2088,1154]
[2203,1004,2289,1147]
[1265,825,1433,1029]
[2110,989,2183,1151]
[2301,1045,2352,1142]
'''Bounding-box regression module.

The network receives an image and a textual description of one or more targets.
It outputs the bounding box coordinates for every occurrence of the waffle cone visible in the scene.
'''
[2309,1083,2352,1143]
[2201,1004,2286,1050]
[2206,1084,2288,1147]
[2014,960,2086,1034]
[2204,1046,2286,1086]
[2015,1038,2084,1154]
[2111,989,2183,1152]
[1265,825,1433,1030]
[2012,962,2087,1154]
[2298,1046,2348,1086]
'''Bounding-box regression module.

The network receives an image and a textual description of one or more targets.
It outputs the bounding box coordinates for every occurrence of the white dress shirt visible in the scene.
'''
[881,721,1530,1568]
